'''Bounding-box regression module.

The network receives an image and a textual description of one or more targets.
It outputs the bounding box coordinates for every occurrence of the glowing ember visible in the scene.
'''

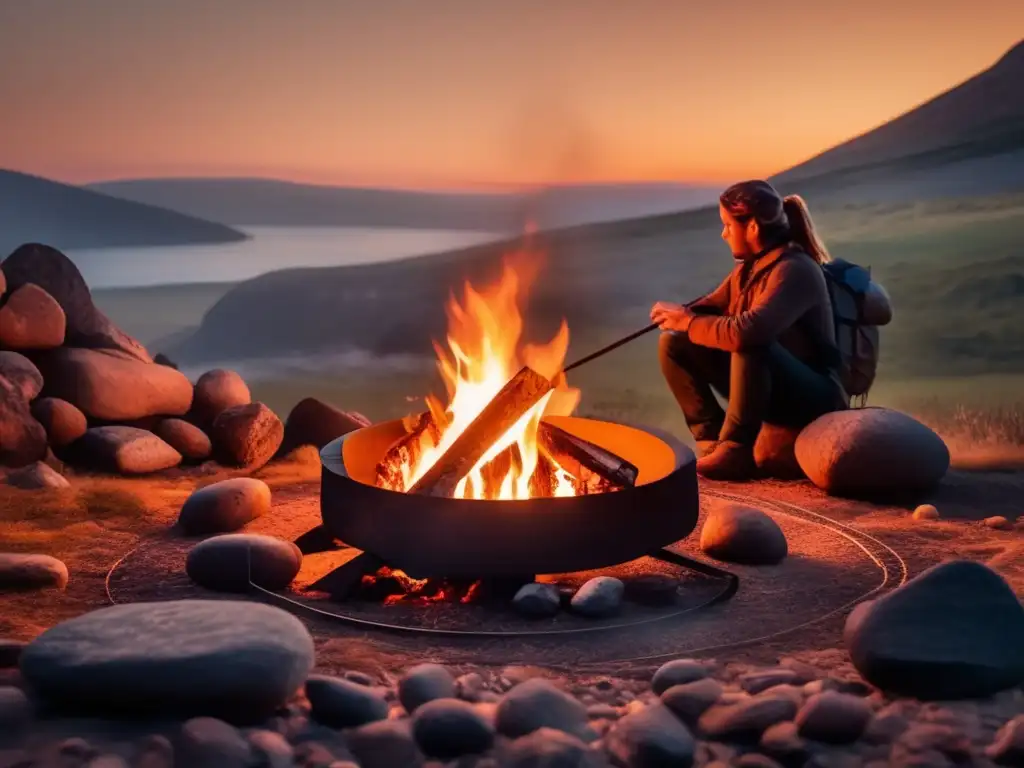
[380,250,582,500]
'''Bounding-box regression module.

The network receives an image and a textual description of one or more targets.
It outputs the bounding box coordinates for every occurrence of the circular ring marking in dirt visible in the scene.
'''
[105,487,908,666]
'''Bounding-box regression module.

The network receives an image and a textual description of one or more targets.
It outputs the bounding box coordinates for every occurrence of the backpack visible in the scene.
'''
[820,258,892,402]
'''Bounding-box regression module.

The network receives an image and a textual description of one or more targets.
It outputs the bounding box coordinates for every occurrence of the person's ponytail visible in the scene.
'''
[783,194,831,264]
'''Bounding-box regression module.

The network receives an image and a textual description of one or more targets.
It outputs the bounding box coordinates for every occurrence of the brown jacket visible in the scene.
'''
[688,246,838,368]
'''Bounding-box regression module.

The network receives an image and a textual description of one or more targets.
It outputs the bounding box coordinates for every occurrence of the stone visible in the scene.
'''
[176,717,253,768]
[795,408,950,499]
[411,698,495,759]
[305,674,390,728]
[455,672,486,702]
[0,351,43,400]
[502,727,594,768]
[512,583,562,618]
[192,369,251,427]
[651,659,709,695]
[30,397,87,448]
[570,576,624,618]
[1,243,151,360]
[0,553,68,592]
[912,504,940,521]
[0,282,66,350]
[660,678,723,725]
[154,418,212,462]
[760,721,808,763]
[247,730,294,768]
[210,402,284,469]
[795,691,872,744]
[69,426,182,474]
[604,702,695,768]
[4,461,71,490]
[984,515,1013,530]
[754,423,803,479]
[697,695,799,742]
[177,478,272,535]
[0,685,32,730]
[34,347,192,421]
[496,678,590,739]
[399,663,457,712]
[346,718,423,768]
[843,560,1024,699]
[739,669,802,694]
[986,715,1024,765]
[700,502,788,565]
[280,397,368,454]
[186,534,302,592]
[18,599,314,722]
[132,734,175,768]
[0,375,48,466]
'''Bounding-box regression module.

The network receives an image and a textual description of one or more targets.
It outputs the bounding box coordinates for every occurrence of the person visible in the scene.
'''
[650,180,848,481]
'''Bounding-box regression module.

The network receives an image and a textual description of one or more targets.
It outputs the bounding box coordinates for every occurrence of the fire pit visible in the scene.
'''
[319,415,698,580]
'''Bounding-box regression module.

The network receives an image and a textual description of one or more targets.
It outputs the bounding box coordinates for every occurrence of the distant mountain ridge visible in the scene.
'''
[87,177,719,232]
[0,169,246,254]
[771,39,1024,201]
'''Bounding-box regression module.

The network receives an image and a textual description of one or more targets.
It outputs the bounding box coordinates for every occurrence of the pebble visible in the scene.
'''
[346,718,423,768]
[604,702,696,768]
[912,504,940,521]
[495,678,590,740]
[501,727,593,768]
[0,685,32,729]
[186,533,302,592]
[0,552,69,592]
[570,576,625,617]
[698,695,799,742]
[398,663,456,712]
[176,717,253,768]
[700,502,788,565]
[176,477,272,535]
[651,659,710,694]
[247,730,295,768]
[512,583,562,617]
[796,691,872,744]
[455,672,486,702]
[986,715,1024,765]
[739,669,803,694]
[660,678,724,724]
[984,515,1013,530]
[411,698,495,759]
[344,670,376,686]
[305,674,390,728]
[760,720,808,762]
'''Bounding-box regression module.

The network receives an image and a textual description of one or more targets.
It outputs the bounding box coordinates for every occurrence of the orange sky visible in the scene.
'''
[1,0,1021,188]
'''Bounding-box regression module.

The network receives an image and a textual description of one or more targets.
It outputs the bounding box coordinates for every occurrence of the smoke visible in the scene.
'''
[504,91,604,184]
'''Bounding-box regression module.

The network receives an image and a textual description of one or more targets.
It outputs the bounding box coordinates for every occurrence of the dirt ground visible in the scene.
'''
[1,450,1022,680]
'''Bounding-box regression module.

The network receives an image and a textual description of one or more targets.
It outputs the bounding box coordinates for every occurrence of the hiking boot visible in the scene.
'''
[696,441,757,481]
[695,440,720,459]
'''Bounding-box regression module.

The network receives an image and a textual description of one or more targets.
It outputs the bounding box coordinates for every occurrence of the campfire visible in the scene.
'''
[374,254,638,502]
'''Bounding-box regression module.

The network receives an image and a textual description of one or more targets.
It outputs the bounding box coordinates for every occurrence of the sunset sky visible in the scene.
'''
[1,0,1021,188]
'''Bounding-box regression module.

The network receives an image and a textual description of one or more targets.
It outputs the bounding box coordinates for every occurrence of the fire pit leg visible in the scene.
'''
[307,552,385,600]
[294,525,348,556]
[650,548,740,604]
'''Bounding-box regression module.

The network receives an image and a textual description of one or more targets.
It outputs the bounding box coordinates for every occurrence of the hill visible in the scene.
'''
[771,40,1024,201]
[0,169,247,254]
[86,178,718,232]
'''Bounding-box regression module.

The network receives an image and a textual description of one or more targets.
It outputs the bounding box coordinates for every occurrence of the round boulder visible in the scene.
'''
[0,375,48,467]
[4,462,71,490]
[796,408,950,499]
[0,553,68,592]
[843,559,1024,699]
[700,502,788,565]
[192,369,250,427]
[398,663,456,713]
[280,397,368,454]
[304,674,390,728]
[69,426,182,475]
[154,418,212,462]
[33,347,192,421]
[210,403,284,470]
[186,534,301,592]
[1,243,151,362]
[512,583,561,618]
[754,423,803,479]
[412,698,495,760]
[18,600,315,722]
[177,478,272,535]
[569,577,624,618]
[0,352,43,401]
[0,283,66,350]
[30,397,87,448]
[495,678,589,739]
[604,703,695,768]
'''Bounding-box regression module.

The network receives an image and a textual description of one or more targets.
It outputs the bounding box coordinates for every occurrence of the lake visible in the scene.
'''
[69,226,504,289]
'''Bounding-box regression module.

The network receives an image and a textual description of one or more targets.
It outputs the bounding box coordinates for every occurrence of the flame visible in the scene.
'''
[397,250,580,499]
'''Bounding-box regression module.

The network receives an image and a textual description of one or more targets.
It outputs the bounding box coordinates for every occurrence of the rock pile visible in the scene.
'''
[0,243,368,484]
[3,578,1023,767]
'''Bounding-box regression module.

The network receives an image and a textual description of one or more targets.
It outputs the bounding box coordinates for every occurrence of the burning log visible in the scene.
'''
[375,411,442,491]
[538,421,638,491]
[408,366,553,497]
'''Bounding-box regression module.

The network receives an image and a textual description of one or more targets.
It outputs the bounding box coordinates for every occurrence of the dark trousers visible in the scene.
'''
[658,331,846,445]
